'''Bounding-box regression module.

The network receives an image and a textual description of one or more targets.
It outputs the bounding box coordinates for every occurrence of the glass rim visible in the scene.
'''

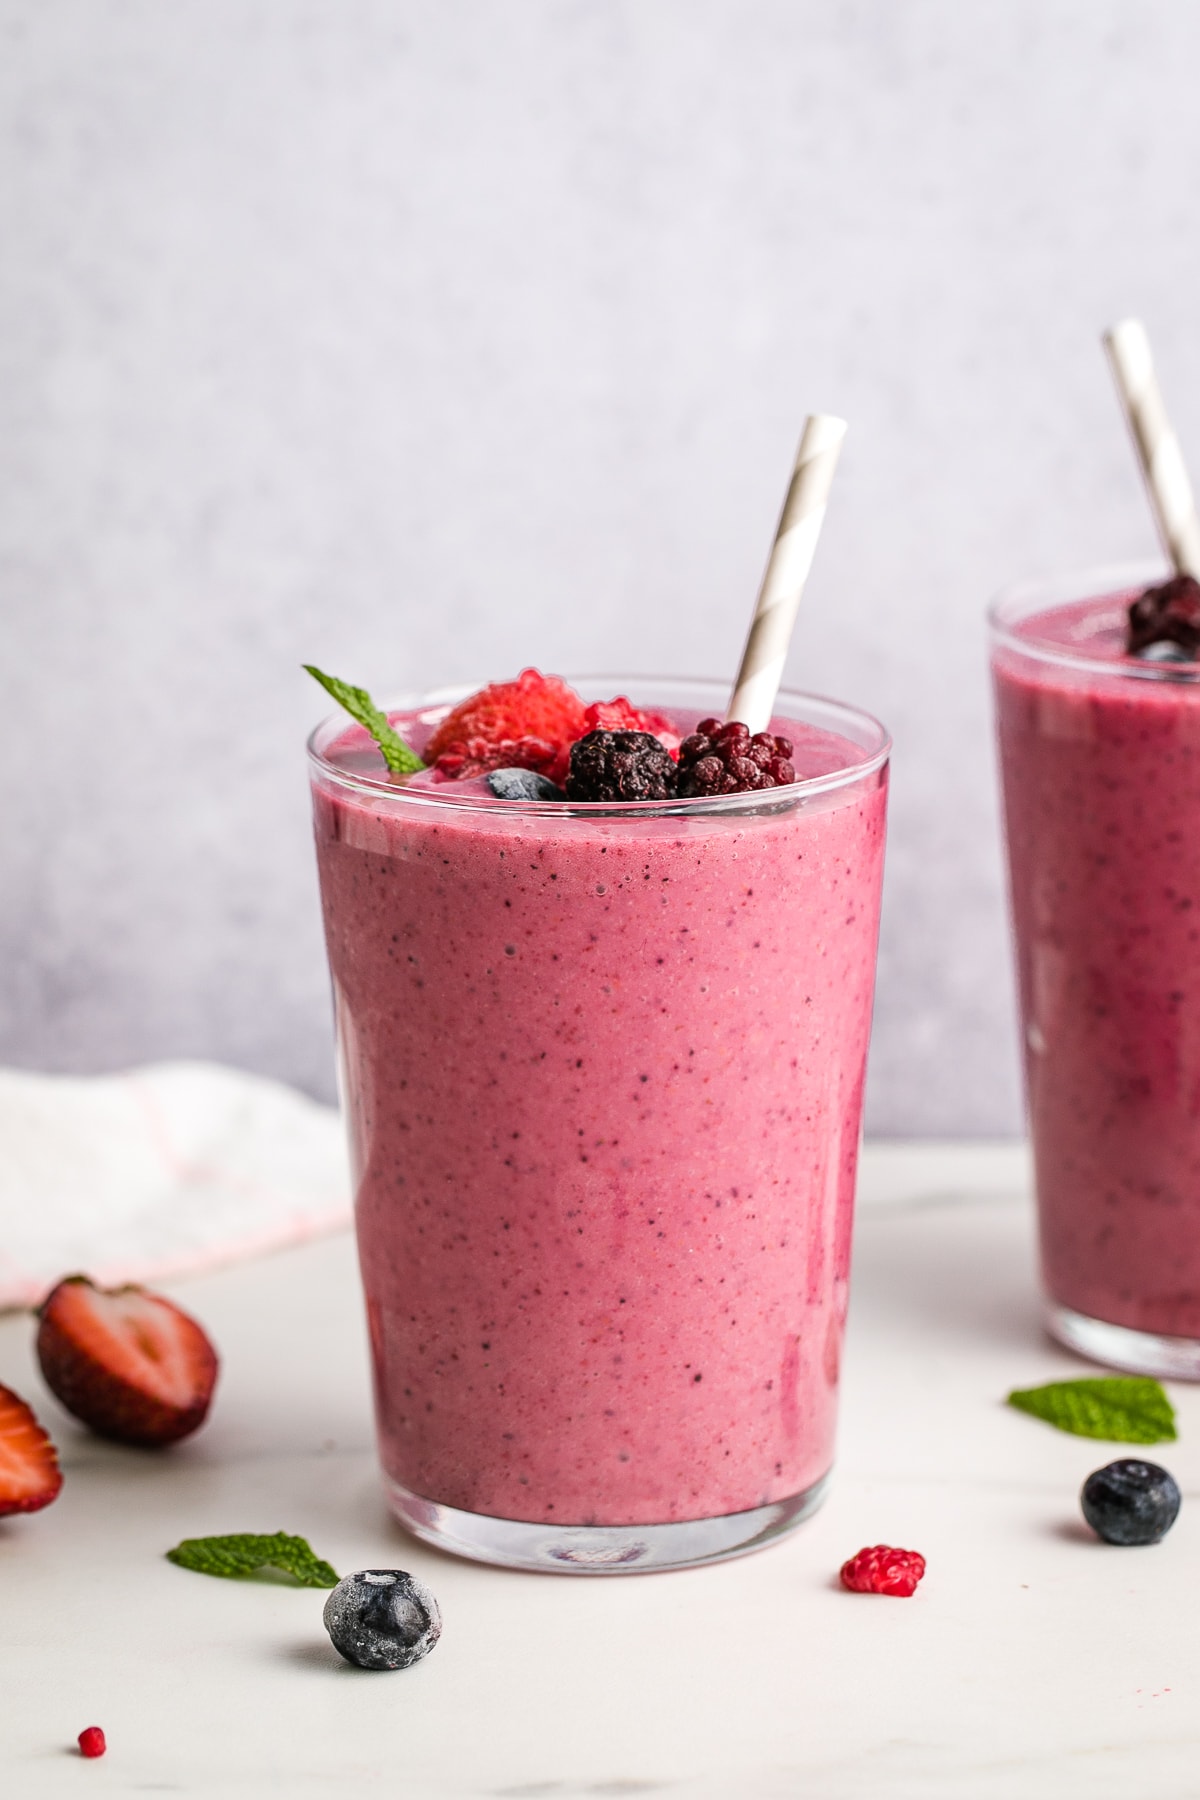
[306,673,891,818]
[986,557,1200,684]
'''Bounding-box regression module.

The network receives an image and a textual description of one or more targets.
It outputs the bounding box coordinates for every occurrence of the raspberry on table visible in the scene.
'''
[1127,573,1200,658]
[565,730,677,802]
[424,670,587,784]
[77,1727,106,1759]
[839,1544,926,1597]
[676,718,796,797]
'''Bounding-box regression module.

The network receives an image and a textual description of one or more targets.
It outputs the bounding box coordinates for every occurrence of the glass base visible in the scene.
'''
[1046,1300,1200,1380]
[384,1471,831,1575]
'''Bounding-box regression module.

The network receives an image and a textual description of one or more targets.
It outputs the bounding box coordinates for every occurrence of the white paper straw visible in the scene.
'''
[727,414,847,733]
[1103,319,1200,579]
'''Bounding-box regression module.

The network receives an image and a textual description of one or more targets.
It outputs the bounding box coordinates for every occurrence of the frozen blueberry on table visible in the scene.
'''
[1080,1459,1181,1546]
[485,768,565,801]
[323,1570,442,1670]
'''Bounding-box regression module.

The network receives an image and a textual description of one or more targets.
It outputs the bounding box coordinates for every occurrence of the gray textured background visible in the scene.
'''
[3,0,1197,1135]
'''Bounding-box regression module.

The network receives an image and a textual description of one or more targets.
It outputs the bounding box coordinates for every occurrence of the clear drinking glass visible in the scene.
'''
[991,564,1200,1378]
[309,676,890,1571]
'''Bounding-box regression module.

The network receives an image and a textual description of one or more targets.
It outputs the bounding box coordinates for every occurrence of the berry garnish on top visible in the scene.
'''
[1080,1459,1181,1546]
[37,1274,219,1448]
[676,718,796,797]
[565,730,677,802]
[485,767,565,802]
[1126,573,1200,659]
[424,669,588,784]
[582,698,682,758]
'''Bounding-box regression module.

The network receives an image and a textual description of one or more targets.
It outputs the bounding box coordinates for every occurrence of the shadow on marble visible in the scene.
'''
[277,1639,354,1674]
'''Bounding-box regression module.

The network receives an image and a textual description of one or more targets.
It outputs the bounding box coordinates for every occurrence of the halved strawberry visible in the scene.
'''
[0,1383,63,1515]
[582,697,681,759]
[425,670,587,784]
[37,1276,218,1448]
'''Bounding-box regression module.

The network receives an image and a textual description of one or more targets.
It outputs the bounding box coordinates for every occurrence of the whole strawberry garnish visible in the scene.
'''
[0,1383,63,1515]
[582,698,681,759]
[37,1275,218,1448]
[424,670,587,784]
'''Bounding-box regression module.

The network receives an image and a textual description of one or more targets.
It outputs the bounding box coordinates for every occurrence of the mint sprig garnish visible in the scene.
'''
[166,1532,339,1587]
[304,665,424,775]
[1006,1376,1177,1444]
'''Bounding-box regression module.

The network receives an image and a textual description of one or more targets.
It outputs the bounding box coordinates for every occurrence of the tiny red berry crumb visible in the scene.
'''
[78,1726,106,1759]
[839,1545,925,1597]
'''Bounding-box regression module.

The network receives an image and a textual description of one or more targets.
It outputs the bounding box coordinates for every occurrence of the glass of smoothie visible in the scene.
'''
[308,674,889,1571]
[991,562,1200,1378]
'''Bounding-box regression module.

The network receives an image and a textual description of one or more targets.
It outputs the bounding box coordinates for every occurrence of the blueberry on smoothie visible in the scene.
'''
[1080,1459,1181,1546]
[323,1570,442,1669]
[485,768,565,801]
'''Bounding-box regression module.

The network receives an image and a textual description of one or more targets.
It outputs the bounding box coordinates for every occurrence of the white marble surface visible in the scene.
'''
[4,1141,1199,1798]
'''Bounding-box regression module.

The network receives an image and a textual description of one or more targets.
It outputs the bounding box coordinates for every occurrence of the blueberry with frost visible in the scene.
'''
[1080,1459,1181,1546]
[323,1569,442,1670]
[486,768,565,801]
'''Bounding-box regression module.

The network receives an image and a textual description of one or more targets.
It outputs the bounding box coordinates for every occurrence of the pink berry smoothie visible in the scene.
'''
[992,575,1200,1350]
[309,681,888,1543]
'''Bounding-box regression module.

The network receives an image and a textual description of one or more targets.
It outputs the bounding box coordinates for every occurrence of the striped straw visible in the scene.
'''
[727,414,847,734]
[1103,319,1200,578]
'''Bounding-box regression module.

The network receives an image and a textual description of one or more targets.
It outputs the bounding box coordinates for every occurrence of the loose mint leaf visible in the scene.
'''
[1006,1377,1177,1444]
[304,665,424,775]
[166,1532,339,1588]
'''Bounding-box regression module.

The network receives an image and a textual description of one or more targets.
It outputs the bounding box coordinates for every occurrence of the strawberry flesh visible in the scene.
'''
[37,1275,218,1448]
[425,670,587,785]
[0,1383,63,1515]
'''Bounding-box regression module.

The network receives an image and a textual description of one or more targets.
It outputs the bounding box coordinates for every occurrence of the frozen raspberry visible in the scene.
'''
[1127,574,1200,658]
[583,698,681,759]
[839,1545,926,1597]
[425,670,587,784]
[565,730,677,802]
[676,719,796,797]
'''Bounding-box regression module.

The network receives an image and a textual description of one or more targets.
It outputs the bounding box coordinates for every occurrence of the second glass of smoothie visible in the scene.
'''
[310,677,889,1571]
[991,566,1200,1378]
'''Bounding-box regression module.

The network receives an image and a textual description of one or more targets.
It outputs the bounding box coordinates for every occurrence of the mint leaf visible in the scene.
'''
[166,1532,339,1588]
[304,665,424,775]
[1006,1377,1177,1444]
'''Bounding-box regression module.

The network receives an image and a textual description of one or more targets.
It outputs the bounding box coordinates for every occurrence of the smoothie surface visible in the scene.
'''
[317,702,875,798]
